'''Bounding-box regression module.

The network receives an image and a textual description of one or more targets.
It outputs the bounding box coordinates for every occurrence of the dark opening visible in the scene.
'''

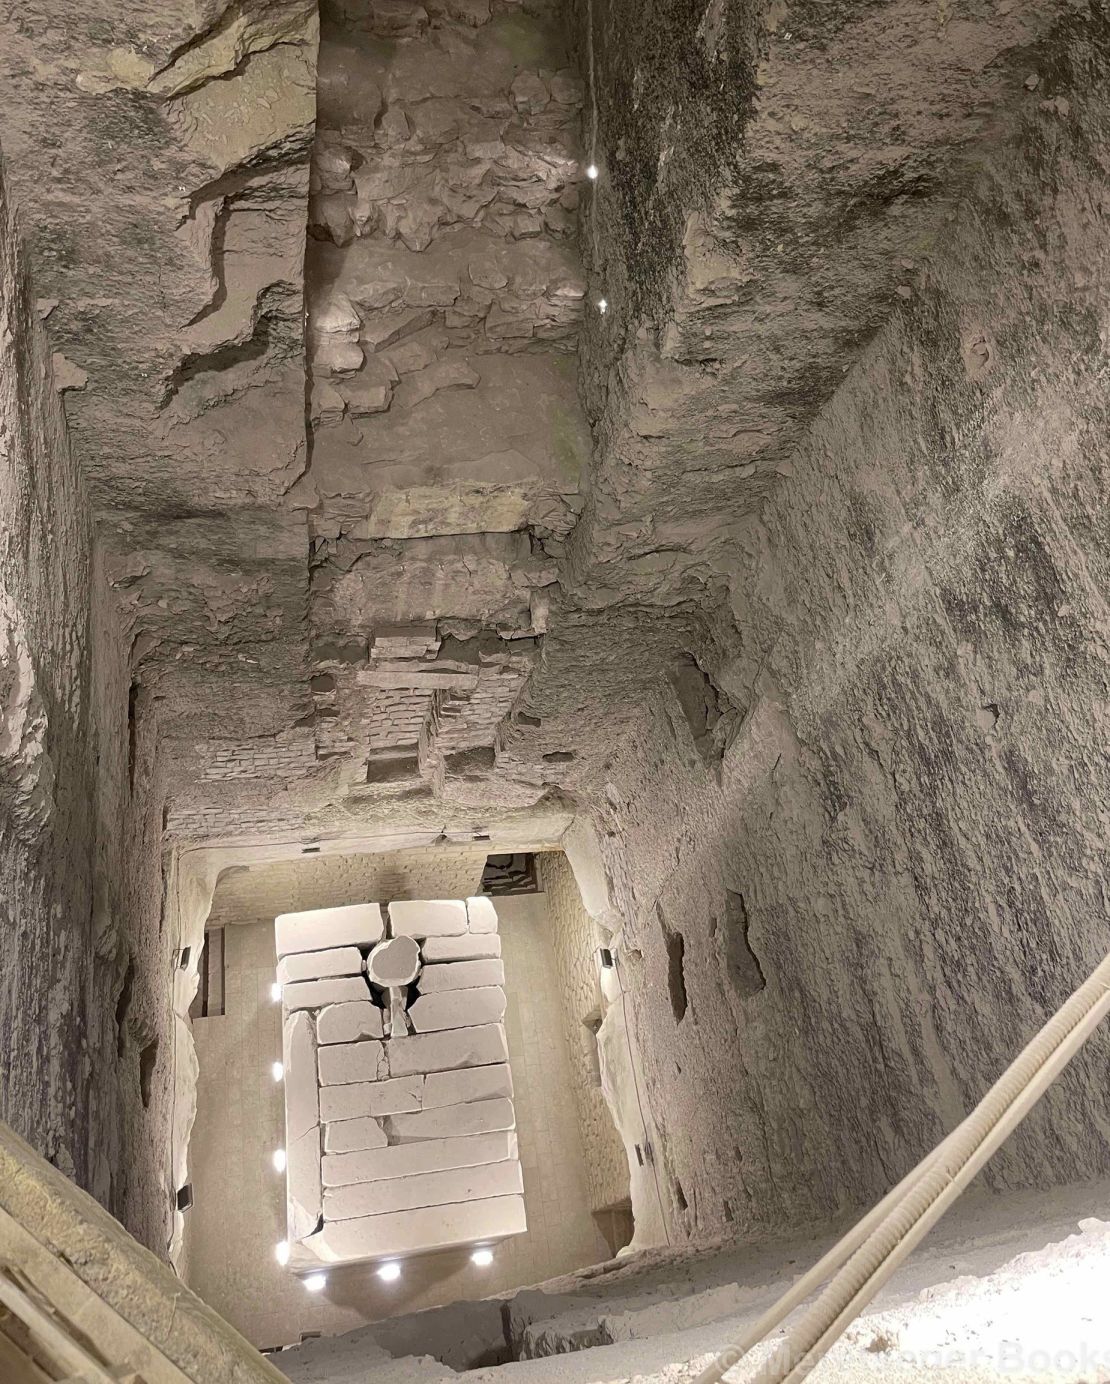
[724,890,766,998]
[127,679,140,793]
[480,853,539,896]
[666,929,688,1022]
[190,927,226,1019]
[115,955,135,1056]
[139,1038,158,1108]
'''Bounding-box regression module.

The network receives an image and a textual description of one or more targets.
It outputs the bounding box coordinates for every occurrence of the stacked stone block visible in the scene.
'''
[274,897,525,1269]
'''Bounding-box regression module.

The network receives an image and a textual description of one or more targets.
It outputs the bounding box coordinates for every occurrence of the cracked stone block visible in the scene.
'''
[322,1130,519,1188]
[421,934,501,962]
[422,1063,513,1110]
[418,958,504,992]
[323,1115,389,1155]
[275,902,384,956]
[408,986,506,1033]
[384,1096,515,1144]
[333,1076,424,1128]
[317,1000,385,1044]
[287,1127,323,1244]
[387,1022,508,1076]
[277,946,365,985]
[324,1157,524,1222]
[320,1082,396,1124]
[304,1195,527,1263]
[283,1010,319,1144]
[283,976,371,1012]
[319,1039,388,1086]
[388,899,468,937]
[466,896,498,933]
[367,934,421,986]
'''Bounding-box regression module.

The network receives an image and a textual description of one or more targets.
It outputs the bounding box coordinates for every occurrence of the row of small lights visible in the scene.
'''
[267,979,497,1292]
[585,163,608,314]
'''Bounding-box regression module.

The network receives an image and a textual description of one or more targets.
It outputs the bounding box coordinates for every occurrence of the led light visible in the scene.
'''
[597,298,608,314]
[272,1148,287,1173]
[270,981,282,1003]
[377,1261,402,1282]
[275,1241,290,1266]
[271,1061,284,1082]
[471,1247,494,1267]
[303,1273,328,1293]
[586,162,599,180]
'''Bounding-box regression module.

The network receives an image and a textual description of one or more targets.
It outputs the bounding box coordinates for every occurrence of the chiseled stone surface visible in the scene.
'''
[318,1039,388,1087]
[320,1083,393,1126]
[3,0,1108,1305]
[277,947,364,986]
[466,897,499,933]
[323,1114,389,1156]
[418,959,506,992]
[0,156,169,1253]
[388,899,469,938]
[387,1021,509,1078]
[283,1011,320,1146]
[304,1193,528,1263]
[316,1001,385,1045]
[383,1096,516,1144]
[322,1131,519,1189]
[323,1157,523,1222]
[282,976,371,1013]
[422,1065,514,1111]
[275,903,384,957]
[421,934,502,963]
[408,986,507,1033]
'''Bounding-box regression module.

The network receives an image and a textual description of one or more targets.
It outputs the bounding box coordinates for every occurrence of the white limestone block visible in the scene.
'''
[319,1040,387,1086]
[421,934,501,962]
[324,1115,388,1155]
[277,947,364,986]
[385,1096,515,1144]
[387,1022,508,1076]
[418,959,505,992]
[287,1127,322,1243]
[283,1010,319,1144]
[320,1081,398,1123]
[283,976,370,1012]
[465,896,499,933]
[331,1075,422,1122]
[408,986,506,1033]
[388,899,468,938]
[422,1063,513,1109]
[323,1131,519,1186]
[275,902,384,957]
[317,1001,384,1045]
[366,934,421,986]
[303,1195,527,1263]
[324,1158,524,1221]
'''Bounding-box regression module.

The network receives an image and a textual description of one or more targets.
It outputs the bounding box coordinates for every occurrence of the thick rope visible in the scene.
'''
[694,950,1110,1384]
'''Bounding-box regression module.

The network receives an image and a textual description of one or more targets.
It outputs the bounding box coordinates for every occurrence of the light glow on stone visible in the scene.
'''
[272,1148,287,1173]
[275,1241,290,1266]
[304,1273,327,1293]
[270,981,282,1002]
[471,1247,494,1267]
[272,1060,284,1082]
[377,1261,402,1282]
[586,163,599,180]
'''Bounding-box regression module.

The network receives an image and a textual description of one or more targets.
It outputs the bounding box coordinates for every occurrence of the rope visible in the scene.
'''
[694,949,1110,1384]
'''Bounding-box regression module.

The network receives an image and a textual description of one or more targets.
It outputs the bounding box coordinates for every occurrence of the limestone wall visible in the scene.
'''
[577,24,1110,1241]
[0,157,170,1251]
[538,852,629,1216]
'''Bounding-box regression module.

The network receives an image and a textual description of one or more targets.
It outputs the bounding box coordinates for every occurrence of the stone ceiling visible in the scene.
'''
[0,0,1073,852]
